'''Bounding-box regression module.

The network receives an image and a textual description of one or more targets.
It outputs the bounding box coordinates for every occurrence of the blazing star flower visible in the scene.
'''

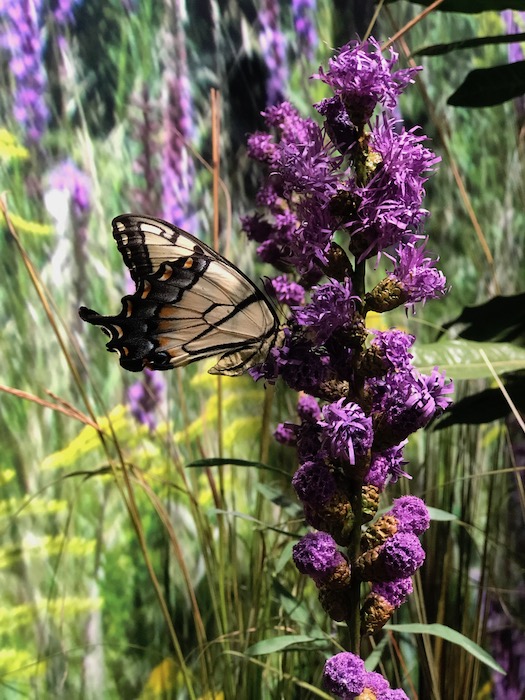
[295,279,359,344]
[323,652,367,698]
[292,531,350,587]
[273,422,297,445]
[361,576,415,633]
[269,275,306,306]
[362,671,390,695]
[244,37,452,694]
[347,117,440,259]
[356,531,425,582]
[319,399,373,466]
[297,393,321,421]
[390,495,430,535]
[314,38,419,126]
[370,368,453,449]
[292,459,338,507]
[385,240,448,310]
[364,442,409,492]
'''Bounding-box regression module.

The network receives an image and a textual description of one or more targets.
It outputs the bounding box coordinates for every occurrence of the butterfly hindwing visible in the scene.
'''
[79,214,280,376]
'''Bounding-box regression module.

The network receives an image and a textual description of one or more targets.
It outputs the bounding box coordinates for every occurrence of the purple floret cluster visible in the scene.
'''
[245,37,453,698]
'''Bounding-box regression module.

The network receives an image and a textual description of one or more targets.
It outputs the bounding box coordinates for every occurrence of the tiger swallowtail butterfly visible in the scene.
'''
[79,214,281,376]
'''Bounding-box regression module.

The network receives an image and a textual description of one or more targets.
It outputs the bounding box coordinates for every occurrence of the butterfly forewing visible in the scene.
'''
[79,214,280,376]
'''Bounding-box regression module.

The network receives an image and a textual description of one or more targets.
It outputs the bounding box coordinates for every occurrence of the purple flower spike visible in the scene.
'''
[313,38,420,125]
[323,652,366,698]
[292,531,347,585]
[319,399,373,465]
[1,0,49,142]
[390,495,430,535]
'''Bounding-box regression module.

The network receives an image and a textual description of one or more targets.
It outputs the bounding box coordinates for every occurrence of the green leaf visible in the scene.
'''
[412,339,525,380]
[246,635,322,656]
[448,62,525,107]
[414,33,525,57]
[384,623,505,674]
[389,0,525,12]
[185,457,290,478]
[427,506,458,522]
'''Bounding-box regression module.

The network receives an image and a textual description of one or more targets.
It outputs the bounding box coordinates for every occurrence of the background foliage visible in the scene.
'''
[0,1,524,698]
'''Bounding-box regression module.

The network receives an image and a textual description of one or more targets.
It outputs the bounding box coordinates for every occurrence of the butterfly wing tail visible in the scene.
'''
[78,305,155,371]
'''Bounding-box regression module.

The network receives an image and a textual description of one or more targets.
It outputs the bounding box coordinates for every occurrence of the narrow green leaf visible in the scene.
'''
[427,506,458,522]
[448,62,525,108]
[414,33,525,57]
[246,635,321,656]
[185,457,289,477]
[385,623,505,674]
[412,339,525,380]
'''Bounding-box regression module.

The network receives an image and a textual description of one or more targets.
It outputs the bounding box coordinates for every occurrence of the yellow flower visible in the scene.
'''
[0,129,29,162]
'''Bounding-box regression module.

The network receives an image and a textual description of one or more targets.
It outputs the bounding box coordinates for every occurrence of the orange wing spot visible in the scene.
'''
[141,280,152,299]
[157,335,174,349]
[112,325,124,339]
[183,257,194,269]
[158,307,178,318]
[160,264,173,281]
[125,300,133,317]
[121,346,129,356]
[157,320,175,332]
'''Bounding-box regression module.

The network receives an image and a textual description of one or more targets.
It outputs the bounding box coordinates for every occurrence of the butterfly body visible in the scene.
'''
[79,215,280,376]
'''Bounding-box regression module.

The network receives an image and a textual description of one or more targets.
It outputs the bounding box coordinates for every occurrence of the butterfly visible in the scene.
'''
[79,214,281,376]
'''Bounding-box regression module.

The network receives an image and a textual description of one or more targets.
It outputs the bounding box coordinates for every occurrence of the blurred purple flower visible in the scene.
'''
[48,159,91,217]
[1,0,49,143]
[128,368,166,431]
[502,10,525,64]
[53,0,82,26]
[258,0,288,105]
[292,0,317,60]
[162,72,195,228]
